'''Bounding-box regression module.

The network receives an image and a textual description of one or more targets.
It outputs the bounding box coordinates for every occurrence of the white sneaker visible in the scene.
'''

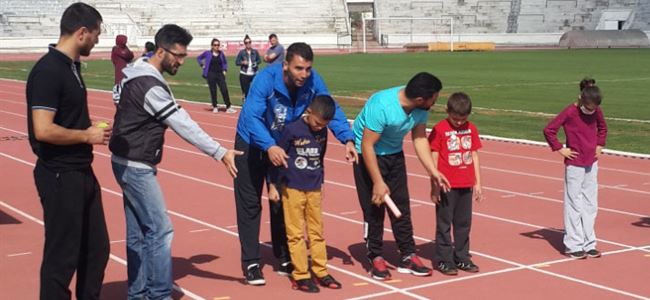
[212,107,219,113]
[225,107,237,114]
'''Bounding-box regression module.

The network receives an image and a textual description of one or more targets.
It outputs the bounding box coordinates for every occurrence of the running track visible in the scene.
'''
[1,79,649,299]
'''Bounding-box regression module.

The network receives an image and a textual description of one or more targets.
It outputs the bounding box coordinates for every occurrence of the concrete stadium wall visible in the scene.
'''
[0,0,351,51]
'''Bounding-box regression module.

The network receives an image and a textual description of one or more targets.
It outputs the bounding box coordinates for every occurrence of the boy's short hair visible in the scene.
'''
[580,86,602,106]
[60,2,102,36]
[269,33,278,40]
[447,92,473,116]
[310,95,336,121]
[144,41,155,52]
[286,42,313,63]
[405,72,442,100]
[579,77,596,91]
[154,24,193,50]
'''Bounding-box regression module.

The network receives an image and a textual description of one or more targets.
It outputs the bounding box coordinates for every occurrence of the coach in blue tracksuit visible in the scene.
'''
[234,42,357,285]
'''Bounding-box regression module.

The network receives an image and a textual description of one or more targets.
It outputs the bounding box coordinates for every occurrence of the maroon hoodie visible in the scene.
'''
[111,34,134,84]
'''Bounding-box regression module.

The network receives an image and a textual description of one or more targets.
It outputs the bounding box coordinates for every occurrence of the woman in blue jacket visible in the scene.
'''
[197,38,234,113]
[235,35,261,102]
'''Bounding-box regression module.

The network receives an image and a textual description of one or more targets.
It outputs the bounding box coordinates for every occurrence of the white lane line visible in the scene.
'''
[110,240,126,244]
[189,229,210,233]
[339,210,358,215]
[7,252,32,257]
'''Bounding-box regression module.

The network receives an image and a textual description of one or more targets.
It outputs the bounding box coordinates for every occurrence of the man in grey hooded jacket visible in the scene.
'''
[109,24,242,300]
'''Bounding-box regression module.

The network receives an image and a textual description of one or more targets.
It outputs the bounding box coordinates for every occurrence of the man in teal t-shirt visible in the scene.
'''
[352,72,450,281]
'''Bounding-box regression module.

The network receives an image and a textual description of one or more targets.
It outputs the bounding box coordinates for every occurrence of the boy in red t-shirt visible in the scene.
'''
[428,92,484,276]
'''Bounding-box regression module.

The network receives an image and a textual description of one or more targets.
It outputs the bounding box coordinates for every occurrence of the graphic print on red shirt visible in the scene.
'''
[428,119,482,188]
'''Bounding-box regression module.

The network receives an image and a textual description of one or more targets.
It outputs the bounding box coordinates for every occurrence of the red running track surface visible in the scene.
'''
[1,79,649,299]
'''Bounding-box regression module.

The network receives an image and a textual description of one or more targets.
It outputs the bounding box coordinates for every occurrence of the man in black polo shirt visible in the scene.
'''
[26,3,110,299]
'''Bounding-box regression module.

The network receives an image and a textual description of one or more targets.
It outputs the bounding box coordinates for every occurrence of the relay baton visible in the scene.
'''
[383,194,402,218]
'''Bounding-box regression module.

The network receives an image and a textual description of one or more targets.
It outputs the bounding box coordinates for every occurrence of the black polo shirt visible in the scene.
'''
[26,47,93,171]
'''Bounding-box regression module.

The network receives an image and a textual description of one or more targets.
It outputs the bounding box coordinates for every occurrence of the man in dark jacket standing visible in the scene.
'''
[110,25,242,299]
[26,3,110,299]
[111,34,134,85]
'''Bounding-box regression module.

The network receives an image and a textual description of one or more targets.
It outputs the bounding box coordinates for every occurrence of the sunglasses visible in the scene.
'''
[244,41,251,44]
[212,44,220,47]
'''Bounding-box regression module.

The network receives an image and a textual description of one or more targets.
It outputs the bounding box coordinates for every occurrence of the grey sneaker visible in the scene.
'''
[586,249,601,258]
[566,250,587,259]
[225,107,237,114]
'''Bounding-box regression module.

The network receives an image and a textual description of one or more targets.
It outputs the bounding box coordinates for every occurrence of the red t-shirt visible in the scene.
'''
[428,119,482,188]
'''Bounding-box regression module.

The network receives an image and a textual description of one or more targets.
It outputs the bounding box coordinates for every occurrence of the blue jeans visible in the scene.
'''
[112,161,173,300]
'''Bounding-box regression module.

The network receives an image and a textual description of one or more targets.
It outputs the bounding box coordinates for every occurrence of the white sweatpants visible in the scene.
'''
[563,162,599,253]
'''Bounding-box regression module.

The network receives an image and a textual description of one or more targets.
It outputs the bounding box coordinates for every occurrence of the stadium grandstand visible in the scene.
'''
[0,0,649,51]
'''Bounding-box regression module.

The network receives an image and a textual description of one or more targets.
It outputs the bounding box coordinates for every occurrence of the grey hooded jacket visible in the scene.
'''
[109,57,227,168]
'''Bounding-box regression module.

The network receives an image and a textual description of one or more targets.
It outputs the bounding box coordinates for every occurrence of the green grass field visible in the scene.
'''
[1,48,648,153]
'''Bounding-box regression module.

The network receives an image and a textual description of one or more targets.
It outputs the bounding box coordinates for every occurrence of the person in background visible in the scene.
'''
[236,34,261,101]
[142,41,155,58]
[111,34,134,85]
[264,33,284,65]
[197,38,234,113]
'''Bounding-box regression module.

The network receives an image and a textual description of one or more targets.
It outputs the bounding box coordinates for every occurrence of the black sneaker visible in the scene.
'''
[317,274,342,289]
[369,256,391,280]
[456,260,480,273]
[437,261,458,276]
[566,250,587,259]
[277,261,294,276]
[293,278,320,293]
[245,264,266,285]
[586,249,601,258]
[397,254,432,276]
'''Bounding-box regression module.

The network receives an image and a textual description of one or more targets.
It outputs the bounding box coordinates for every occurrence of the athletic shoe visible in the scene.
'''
[369,256,391,280]
[292,278,320,293]
[437,261,458,276]
[586,249,601,258]
[456,260,480,273]
[277,261,293,277]
[397,254,432,276]
[225,107,237,114]
[317,274,342,289]
[245,263,266,285]
[212,107,219,113]
[566,250,587,259]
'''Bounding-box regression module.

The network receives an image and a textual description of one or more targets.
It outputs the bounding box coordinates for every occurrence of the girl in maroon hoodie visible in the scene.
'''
[111,34,134,85]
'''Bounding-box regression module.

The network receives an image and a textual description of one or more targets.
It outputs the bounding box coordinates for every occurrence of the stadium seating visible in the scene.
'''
[1,0,648,50]
[373,0,648,35]
[0,0,350,49]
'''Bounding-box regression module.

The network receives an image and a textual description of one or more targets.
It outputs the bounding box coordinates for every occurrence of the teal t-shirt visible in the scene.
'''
[352,86,429,155]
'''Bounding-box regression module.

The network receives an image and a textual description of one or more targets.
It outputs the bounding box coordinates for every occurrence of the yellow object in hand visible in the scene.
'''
[96,121,109,129]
